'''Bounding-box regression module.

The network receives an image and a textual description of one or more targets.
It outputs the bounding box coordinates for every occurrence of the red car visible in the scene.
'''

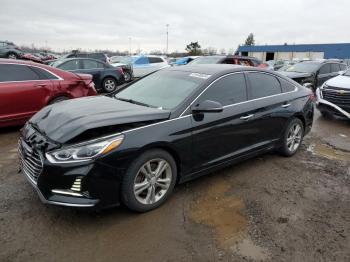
[0,59,97,128]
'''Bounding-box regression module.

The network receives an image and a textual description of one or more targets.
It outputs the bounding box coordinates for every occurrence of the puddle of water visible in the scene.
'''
[232,238,268,261]
[190,178,247,248]
[307,143,350,161]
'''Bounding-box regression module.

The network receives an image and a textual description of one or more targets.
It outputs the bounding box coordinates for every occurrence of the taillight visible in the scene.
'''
[117,67,124,75]
[309,92,316,101]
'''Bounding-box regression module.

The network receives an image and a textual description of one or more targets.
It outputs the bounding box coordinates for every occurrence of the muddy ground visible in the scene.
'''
[0,111,349,262]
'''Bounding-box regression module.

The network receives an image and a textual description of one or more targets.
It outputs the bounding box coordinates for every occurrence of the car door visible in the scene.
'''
[317,63,332,86]
[0,64,53,123]
[245,71,291,146]
[190,72,259,172]
[80,59,105,86]
[132,56,151,77]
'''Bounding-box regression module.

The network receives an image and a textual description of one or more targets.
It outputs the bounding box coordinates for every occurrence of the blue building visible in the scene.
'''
[237,43,350,61]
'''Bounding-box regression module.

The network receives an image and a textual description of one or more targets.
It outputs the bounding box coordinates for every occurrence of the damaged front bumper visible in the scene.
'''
[315,88,350,119]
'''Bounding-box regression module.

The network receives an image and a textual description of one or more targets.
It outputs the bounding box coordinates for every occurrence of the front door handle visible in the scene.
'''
[240,114,254,120]
[281,103,291,108]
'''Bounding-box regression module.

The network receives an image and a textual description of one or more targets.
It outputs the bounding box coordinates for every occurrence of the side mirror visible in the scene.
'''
[192,100,223,113]
[303,82,313,89]
[338,70,344,75]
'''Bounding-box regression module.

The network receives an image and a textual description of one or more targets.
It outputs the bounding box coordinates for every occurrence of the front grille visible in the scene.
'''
[18,140,44,184]
[322,88,350,112]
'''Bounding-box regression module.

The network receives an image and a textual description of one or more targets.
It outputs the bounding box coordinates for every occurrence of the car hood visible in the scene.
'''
[29,96,170,144]
[325,75,350,89]
[279,71,313,79]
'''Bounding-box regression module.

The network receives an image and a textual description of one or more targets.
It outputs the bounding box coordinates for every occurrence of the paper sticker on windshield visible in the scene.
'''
[189,73,211,79]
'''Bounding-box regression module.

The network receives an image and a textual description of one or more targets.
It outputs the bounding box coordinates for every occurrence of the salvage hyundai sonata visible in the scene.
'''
[19,65,314,212]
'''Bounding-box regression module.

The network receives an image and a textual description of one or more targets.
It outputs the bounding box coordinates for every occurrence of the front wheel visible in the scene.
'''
[102,77,118,93]
[121,149,177,212]
[278,118,304,157]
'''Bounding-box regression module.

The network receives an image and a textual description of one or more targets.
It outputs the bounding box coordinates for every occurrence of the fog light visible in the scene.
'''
[71,177,83,192]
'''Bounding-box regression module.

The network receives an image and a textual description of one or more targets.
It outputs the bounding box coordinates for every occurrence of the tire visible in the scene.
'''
[278,118,304,157]
[121,149,177,212]
[7,52,18,59]
[102,77,118,93]
[49,96,69,105]
[124,71,132,82]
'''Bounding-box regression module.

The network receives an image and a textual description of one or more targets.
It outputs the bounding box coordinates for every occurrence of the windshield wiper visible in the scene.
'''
[115,97,157,108]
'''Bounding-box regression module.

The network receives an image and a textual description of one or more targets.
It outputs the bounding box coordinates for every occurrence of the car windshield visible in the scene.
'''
[115,70,207,109]
[189,57,223,65]
[283,62,320,73]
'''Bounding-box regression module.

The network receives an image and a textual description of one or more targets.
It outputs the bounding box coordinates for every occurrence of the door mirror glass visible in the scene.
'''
[192,100,223,113]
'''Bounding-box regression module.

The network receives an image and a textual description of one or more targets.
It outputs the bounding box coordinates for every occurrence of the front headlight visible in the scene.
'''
[46,135,124,163]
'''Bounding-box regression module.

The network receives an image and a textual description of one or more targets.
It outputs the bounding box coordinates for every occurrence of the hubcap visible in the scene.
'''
[8,54,17,59]
[287,123,302,152]
[104,79,116,91]
[133,159,172,205]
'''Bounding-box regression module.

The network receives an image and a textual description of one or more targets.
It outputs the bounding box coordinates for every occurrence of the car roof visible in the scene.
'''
[55,57,106,63]
[166,64,253,75]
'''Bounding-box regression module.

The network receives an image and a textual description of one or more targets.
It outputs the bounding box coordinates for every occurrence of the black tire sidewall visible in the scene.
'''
[280,118,304,157]
[103,77,117,93]
[121,149,177,212]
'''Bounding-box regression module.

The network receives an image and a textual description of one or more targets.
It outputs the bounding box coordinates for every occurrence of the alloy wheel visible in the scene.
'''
[286,123,302,152]
[124,72,131,82]
[133,158,172,205]
[104,79,116,92]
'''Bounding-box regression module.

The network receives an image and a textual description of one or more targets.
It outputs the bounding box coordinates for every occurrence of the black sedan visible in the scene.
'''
[19,65,314,212]
[279,60,347,92]
[51,58,125,93]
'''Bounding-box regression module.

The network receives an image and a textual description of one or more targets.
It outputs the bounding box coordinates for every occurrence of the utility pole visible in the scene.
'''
[166,24,169,55]
[129,37,132,55]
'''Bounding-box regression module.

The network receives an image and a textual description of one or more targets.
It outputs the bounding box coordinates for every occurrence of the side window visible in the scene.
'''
[31,67,59,80]
[83,60,104,69]
[134,57,149,65]
[198,73,247,106]
[221,58,235,64]
[248,72,281,99]
[319,64,331,74]
[58,60,81,70]
[0,64,39,82]
[88,53,103,60]
[279,78,296,93]
[148,57,164,63]
[331,63,340,72]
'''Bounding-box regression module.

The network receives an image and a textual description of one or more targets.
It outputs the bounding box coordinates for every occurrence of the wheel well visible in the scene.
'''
[47,95,70,105]
[140,144,182,183]
[294,114,306,130]
[102,76,117,83]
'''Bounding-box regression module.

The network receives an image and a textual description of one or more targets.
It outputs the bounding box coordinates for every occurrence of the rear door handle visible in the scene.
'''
[281,103,291,108]
[240,114,254,120]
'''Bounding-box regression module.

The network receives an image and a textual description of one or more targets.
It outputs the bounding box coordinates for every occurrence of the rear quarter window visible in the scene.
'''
[248,72,282,99]
[279,78,296,92]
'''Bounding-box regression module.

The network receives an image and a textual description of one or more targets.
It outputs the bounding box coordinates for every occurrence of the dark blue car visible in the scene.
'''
[52,58,125,93]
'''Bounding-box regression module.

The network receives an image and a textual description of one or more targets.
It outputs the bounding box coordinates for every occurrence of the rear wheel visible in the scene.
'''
[102,77,118,93]
[49,96,69,105]
[278,118,304,157]
[121,149,177,212]
[124,71,132,82]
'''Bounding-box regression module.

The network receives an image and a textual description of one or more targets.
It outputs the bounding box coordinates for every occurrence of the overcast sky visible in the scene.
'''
[0,0,348,53]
